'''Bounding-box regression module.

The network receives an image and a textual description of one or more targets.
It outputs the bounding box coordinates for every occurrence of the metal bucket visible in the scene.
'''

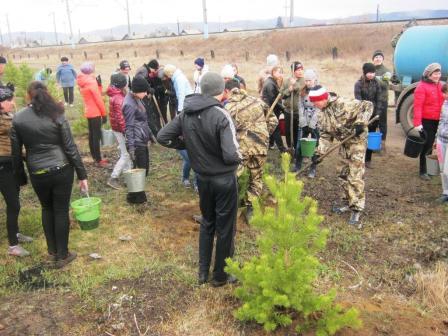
[123,169,146,193]
[101,129,116,147]
[426,155,440,176]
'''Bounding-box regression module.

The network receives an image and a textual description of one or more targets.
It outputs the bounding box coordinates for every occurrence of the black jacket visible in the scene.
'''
[122,92,153,151]
[354,77,381,117]
[157,94,241,176]
[11,106,87,180]
[261,76,284,118]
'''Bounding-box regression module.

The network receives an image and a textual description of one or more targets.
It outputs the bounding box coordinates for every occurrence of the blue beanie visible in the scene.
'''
[194,57,205,68]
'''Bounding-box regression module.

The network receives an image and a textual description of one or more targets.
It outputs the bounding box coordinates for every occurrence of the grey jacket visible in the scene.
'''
[298,93,319,129]
[122,92,153,151]
[437,101,448,143]
[157,94,241,176]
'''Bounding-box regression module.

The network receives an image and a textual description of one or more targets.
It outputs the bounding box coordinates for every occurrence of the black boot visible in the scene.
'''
[198,272,209,285]
[348,210,362,228]
[245,204,253,223]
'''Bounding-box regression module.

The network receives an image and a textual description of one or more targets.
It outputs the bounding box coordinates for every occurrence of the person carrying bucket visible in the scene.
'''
[295,70,320,177]
[308,87,373,227]
[413,63,444,180]
[436,83,448,204]
[354,62,381,169]
[11,81,88,268]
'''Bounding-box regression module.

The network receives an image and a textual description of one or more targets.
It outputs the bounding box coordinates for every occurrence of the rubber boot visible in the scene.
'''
[332,205,350,214]
[308,164,317,178]
[348,210,362,229]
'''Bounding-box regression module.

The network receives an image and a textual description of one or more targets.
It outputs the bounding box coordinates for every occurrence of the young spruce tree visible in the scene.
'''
[225,153,361,335]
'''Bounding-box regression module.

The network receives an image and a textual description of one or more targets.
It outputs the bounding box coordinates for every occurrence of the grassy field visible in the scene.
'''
[1,21,448,335]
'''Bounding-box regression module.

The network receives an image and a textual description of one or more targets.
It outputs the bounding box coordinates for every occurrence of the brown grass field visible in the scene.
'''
[0,19,448,336]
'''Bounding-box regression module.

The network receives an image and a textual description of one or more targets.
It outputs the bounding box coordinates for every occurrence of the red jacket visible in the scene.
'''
[413,80,444,126]
[77,73,106,119]
[106,85,126,133]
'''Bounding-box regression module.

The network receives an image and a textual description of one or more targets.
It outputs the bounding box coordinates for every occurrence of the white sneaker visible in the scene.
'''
[8,245,30,257]
[64,102,68,106]
[69,104,74,107]
[17,233,33,243]
[182,179,191,188]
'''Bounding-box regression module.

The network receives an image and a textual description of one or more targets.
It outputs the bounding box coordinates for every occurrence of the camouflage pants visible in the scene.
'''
[337,138,367,211]
[237,155,267,205]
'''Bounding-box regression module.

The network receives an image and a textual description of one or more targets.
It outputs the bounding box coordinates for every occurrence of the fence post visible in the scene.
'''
[285,51,290,62]
[156,49,160,59]
[99,53,103,60]
[134,50,137,57]
[332,47,338,60]
[210,50,215,59]
[70,53,74,59]
[180,50,184,57]
[84,51,88,59]
[245,51,249,61]
[116,52,120,58]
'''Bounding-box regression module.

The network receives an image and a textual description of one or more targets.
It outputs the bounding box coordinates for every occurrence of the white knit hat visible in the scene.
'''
[163,64,177,78]
[221,64,235,79]
[266,54,279,67]
[304,69,318,81]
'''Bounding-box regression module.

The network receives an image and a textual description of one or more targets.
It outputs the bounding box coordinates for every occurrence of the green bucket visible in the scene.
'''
[300,138,317,157]
[71,197,101,230]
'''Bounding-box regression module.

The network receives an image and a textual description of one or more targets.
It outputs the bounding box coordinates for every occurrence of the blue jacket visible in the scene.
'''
[56,63,76,87]
[122,92,153,151]
[172,69,193,113]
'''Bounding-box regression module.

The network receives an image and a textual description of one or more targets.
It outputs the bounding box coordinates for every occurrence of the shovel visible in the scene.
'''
[296,115,379,176]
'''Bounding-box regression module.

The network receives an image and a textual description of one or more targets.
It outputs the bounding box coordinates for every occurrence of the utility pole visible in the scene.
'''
[283,0,289,27]
[126,0,131,36]
[177,17,180,35]
[202,0,208,39]
[0,26,4,46]
[376,4,380,22]
[64,0,74,47]
[290,0,294,26]
[52,12,59,45]
[6,14,13,47]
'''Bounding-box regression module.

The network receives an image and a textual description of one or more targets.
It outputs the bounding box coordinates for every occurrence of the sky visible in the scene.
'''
[0,0,447,35]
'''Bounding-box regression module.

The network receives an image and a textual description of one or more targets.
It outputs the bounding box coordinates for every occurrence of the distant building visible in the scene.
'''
[78,36,103,44]
[180,29,202,35]
[222,27,244,33]
[122,33,148,40]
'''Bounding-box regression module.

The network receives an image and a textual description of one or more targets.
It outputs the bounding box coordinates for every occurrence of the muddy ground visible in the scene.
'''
[0,111,447,336]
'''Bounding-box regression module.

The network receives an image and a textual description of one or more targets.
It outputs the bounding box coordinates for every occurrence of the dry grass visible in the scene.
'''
[415,262,448,315]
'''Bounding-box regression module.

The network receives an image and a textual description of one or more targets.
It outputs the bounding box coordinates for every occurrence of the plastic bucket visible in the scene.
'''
[426,155,440,176]
[367,132,382,150]
[71,197,101,230]
[300,138,317,157]
[404,128,426,158]
[123,169,146,193]
[101,129,116,147]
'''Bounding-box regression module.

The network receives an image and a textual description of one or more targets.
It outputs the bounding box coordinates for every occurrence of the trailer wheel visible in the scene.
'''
[399,94,414,133]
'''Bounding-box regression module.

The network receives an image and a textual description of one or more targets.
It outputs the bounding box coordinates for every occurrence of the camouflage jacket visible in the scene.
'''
[0,112,13,157]
[226,89,278,156]
[374,64,391,104]
[318,94,373,142]
[280,76,305,115]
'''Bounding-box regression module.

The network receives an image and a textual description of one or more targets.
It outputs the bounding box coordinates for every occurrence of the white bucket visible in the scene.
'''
[123,169,146,193]
[101,129,116,147]
[426,155,440,176]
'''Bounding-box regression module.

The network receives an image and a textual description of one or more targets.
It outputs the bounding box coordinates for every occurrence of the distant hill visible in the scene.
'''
[2,9,447,47]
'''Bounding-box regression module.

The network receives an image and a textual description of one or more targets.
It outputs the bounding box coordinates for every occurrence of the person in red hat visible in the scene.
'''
[308,87,373,228]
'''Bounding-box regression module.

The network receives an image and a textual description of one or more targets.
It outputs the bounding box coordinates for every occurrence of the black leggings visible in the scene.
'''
[62,87,74,104]
[30,165,74,259]
[134,145,149,176]
[420,119,439,174]
[88,117,102,162]
[378,103,388,140]
[0,163,20,246]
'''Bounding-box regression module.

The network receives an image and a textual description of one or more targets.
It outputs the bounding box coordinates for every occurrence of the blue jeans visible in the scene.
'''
[177,149,198,185]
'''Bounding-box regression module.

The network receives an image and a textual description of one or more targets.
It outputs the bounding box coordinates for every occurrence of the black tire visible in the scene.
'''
[399,94,414,134]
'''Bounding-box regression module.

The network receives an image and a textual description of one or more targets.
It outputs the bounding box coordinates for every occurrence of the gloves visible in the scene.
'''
[354,124,365,137]
[311,154,321,165]
[148,87,155,95]
[302,126,310,134]
[101,116,107,124]
[414,125,423,132]
[96,75,102,87]
[129,150,135,162]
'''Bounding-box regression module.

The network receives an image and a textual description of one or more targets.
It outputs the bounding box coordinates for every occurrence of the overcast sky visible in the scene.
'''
[1,0,446,34]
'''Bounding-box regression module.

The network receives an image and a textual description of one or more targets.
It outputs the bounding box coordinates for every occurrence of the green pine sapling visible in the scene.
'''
[225,153,362,335]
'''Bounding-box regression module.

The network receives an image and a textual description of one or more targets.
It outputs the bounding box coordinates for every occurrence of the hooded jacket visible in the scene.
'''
[157,94,241,176]
[437,100,448,143]
[262,76,284,118]
[106,85,126,133]
[56,63,77,87]
[172,69,193,112]
[77,73,106,119]
[122,92,153,151]
[354,76,381,117]
[413,79,444,127]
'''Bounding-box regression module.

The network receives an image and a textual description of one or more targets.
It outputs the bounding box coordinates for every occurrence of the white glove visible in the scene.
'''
[414,125,423,132]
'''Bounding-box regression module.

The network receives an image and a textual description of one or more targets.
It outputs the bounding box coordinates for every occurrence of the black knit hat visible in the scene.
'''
[0,56,7,64]
[372,50,384,60]
[110,73,127,89]
[60,56,69,62]
[362,62,376,75]
[291,61,303,72]
[0,86,14,102]
[131,76,149,93]
[147,59,159,70]
[119,60,131,70]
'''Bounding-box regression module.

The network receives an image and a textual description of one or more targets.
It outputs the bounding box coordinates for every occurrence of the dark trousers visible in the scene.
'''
[420,119,439,174]
[30,165,74,259]
[0,164,20,246]
[378,103,388,140]
[88,117,102,162]
[62,87,74,104]
[365,120,380,162]
[197,172,238,282]
[284,113,299,149]
[134,145,149,176]
[295,127,319,168]
[269,126,285,151]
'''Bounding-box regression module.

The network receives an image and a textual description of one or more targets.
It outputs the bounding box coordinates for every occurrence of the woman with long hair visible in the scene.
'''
[11,81,88,268]
[0,85,32,257]
[262,66,287,153]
